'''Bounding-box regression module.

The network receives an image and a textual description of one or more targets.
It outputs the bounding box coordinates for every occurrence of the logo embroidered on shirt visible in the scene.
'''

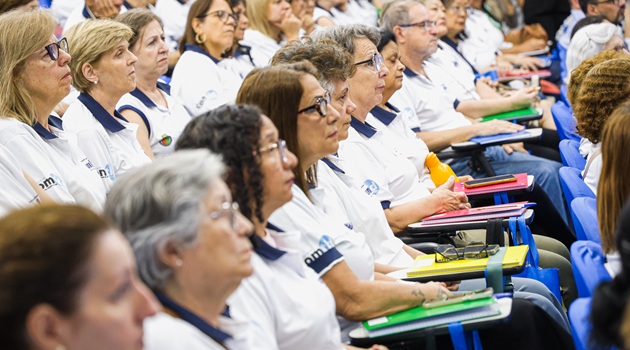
[361,179,380,196]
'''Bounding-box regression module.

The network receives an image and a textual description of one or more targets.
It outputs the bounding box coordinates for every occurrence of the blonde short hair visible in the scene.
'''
[246,0,276,40]
[66,19,133,93]
[0,9,56,125]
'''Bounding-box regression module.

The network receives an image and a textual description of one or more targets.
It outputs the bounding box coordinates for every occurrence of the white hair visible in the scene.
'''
[566,22,623,82]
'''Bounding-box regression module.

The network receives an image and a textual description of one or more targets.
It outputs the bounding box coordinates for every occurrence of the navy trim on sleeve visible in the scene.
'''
[304,246,343,275]
[453,99,461,110]
[411,127,421,132]
[118,104,151,137]
[381,200,391,210]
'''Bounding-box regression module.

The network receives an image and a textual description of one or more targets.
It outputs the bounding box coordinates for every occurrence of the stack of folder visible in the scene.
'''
[406,246,529,278]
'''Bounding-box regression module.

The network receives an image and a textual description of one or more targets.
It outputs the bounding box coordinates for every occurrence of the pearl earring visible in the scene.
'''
[175,259,183,267]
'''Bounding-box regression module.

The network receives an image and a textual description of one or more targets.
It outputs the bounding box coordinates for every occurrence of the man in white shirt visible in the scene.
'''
[383,0,568,223]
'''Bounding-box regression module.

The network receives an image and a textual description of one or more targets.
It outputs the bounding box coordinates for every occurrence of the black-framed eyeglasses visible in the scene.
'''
[258,139,289,164]
[198,10,239,25]
[434,242,498,263]
[297,90,330,117]
[354,53,385,72]
[41,37,69,61]
[207,201,241,231]
[399,20,437,31]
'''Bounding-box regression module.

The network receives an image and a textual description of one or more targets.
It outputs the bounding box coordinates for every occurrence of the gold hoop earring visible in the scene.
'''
[195,32,206,44]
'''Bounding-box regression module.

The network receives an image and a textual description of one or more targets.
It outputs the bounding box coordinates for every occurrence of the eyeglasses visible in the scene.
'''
[446,5,472,13]
[354,53,385,73]
[41,37,69,61]
[258,139,289,164]
[297,90,330,117]
[593,0,623,5]
[399,20,437,31]
[434,242,499,263]
[198,10,239,25]
[207,201,241,231]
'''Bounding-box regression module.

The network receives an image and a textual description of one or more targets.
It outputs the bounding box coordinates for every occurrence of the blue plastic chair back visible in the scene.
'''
[39,0,52,8]
[559,167,596,221]
[559,139,586,170]
[571,197,600,243]
[571,241,610,298]
[551,101,580,142]
[569,297,592,350]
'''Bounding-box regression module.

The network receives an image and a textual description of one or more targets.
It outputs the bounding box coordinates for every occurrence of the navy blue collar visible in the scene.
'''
[233,44,255,65]
[370,103,400,126]
[129,83,171,108]
[32,115,64,140]
[321,157,345,174]
[176,0,186,4]
[154,292,233,343]
[78,93,128,133]
[82,5,93,19]
[184,44,221,64]
[403,66,419,77]
[439,37,479,74]
[123,0,132,9]
[350,116,377,138]
[250,234,286,261]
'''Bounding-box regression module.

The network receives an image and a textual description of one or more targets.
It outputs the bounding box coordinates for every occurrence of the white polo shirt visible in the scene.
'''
[458,9,502,72]
[217,45,256,79]
[335,117,431,210]
[32,116,107,211]
[556,9,586,50]
[317,159,413,267]
[51,0,83,27]
[427,45,480,102]
[580,140,601,195]
[145,293,255,350]
[63,93,152,186]
[346,0,378,27]
[117,82,191,158]
[170,44,242,117]
[390,66,472,133]
[228,232,343,350]
[241,29,283,67]
[0,144,39,217]
[268,184,374,340]
[154,0,194,51]
[0,118,75,204]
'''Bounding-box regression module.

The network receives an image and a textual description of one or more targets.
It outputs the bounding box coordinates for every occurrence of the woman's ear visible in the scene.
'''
[26,304,72,350]
[81,62,98,84]
[191,18,203,37]
[158,241,184,269]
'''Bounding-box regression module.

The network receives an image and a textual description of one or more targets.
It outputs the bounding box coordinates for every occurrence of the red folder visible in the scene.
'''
[453,173,529,196]
[421,202,531,224]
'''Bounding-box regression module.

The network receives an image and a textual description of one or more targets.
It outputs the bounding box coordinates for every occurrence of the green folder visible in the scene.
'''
[363,297,499,337]
[479,107,542,123]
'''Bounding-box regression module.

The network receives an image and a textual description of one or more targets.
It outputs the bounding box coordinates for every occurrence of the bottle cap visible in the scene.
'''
[425,152,440,167]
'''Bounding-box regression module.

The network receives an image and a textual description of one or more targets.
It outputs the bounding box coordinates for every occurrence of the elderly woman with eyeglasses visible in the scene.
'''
[176,104,389,350]
[169,0,243,117]
[104,149,258,349]
[115,9,192,159]
[0,9,108,211]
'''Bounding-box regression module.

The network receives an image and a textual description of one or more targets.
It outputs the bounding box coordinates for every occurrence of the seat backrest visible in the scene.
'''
[551,101,580,142]
[559,139,586,170]
[568,297,592,350]
[571,241,610,298]
[559,167,596,221]
[571,197,600,243]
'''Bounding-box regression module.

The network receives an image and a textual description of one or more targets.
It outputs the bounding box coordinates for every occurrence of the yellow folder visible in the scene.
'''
[406,246,529,278]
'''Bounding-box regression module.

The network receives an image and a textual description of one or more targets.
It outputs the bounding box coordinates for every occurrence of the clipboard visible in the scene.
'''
[420,202,532,225]
[451,128,543,151]
[349,298,513,347]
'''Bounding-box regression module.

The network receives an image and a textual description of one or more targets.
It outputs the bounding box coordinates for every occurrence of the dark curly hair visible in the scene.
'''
[570,52,630,143]
[176,104,265,223]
